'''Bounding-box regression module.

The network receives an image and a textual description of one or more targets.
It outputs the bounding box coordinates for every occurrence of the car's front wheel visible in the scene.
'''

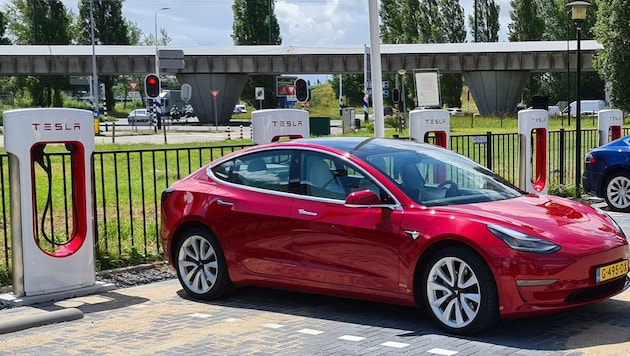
[175,228,232,300]
[604,172,630,212]
[421,246,499,335]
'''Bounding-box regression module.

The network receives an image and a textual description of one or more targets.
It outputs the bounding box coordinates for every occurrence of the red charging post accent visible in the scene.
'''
[532,128,547,192]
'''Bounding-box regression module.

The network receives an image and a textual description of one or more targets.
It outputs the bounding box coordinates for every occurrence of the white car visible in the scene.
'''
[447,107,464,116]
[127,109,152,124]
[233,104,247,114]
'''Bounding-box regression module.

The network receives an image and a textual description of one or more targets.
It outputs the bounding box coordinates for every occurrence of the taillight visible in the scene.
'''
[584,154,596,164]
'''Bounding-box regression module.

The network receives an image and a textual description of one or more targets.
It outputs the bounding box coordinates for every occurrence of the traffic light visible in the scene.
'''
[295,78,309,102]
[392,88,400,104]
[145,74,160,98]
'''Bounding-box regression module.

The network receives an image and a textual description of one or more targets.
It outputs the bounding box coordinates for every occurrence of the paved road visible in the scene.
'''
[1,272,630,355]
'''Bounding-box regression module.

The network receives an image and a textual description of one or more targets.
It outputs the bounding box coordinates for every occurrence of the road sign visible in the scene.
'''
[255,87,265,100]
[181,84,192,102]
[158,49,185,70]
[276,76,297,96]
[128,81,140,91]
[159,60,185,69]
[210,90,220,99]
[158,49,184,58]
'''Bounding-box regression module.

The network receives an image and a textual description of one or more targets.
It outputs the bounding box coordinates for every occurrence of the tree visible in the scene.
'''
[468,0,500,42]
[331,74,365,108]
[76,0,130,113]
[232,0,281,108]
[594,0,630,112]
[0,12,11,44]
[5,0,72,107]
[508,0,544,41]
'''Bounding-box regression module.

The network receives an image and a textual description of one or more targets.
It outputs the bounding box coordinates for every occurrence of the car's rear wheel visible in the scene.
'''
[175,228,232,300]
[422,246,498,335]
[604,172,630,212]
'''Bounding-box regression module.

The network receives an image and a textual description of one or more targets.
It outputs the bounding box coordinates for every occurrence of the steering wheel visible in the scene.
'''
[438,180,459,197]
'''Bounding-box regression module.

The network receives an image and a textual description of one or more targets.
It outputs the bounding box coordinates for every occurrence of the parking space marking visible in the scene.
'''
[189,313,211,318]
[263,323,285,329]
[338,335,366,342]
[223,318,240,322]
[427,348,458,355]
[297,328,324,335]
[381,341,409,348]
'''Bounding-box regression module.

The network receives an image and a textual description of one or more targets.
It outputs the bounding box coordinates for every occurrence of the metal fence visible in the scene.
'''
[0,128,617,279]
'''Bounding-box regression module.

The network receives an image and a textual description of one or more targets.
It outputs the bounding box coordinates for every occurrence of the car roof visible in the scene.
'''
[258,137,442,157]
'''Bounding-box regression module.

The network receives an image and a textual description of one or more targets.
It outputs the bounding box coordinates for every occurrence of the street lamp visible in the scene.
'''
[398,69,407,129]
[89,0,99,121]
[154,7,170,78]
[567,1,591,198]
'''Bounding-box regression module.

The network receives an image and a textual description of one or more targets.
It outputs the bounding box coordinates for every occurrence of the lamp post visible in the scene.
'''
[567,1,591,198]
[90,0,99,120]
[398,69,407,129]
[154,7,170,78]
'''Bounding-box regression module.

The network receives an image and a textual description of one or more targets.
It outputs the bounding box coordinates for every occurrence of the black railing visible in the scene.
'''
[0,128,623,279]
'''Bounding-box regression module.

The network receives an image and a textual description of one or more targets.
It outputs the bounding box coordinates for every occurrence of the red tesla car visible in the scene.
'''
[160,137,629,334]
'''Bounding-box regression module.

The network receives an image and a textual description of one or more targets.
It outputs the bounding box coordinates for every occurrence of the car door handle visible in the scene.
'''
[298,208,318,216]
[217,199,234,206]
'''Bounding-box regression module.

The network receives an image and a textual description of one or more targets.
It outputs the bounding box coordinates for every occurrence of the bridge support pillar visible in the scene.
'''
[176,73,248,125]
[464,71,529,115]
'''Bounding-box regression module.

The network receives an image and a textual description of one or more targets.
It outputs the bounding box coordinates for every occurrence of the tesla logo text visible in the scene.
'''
[32,123,82,131]
[529,117,547,123]
[423,119,447,125]
[272,120,303,127]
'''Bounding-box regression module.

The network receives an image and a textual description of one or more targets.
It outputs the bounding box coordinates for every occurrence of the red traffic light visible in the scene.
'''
[295,78,309,102]
[145,74,161,98]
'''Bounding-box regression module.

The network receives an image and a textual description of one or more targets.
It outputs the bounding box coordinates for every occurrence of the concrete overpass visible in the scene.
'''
[0,41,601,122]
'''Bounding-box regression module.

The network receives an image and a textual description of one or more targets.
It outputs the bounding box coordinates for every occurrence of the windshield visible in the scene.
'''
[355,139,524,206]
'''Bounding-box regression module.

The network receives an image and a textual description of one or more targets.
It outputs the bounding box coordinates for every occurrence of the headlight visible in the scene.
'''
[487,224,560,254]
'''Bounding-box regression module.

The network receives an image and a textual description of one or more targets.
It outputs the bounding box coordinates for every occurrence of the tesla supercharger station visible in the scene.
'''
[1,108,112,306]
[518,109,549,194]
[252,109,310,145]
[598,109,623,146]
[409,109,450,148]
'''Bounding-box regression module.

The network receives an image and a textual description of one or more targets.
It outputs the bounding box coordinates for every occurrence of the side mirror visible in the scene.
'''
[345,190,381,206]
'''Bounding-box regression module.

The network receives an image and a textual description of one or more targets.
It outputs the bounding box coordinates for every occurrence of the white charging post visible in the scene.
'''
[597,109,623,146]
[518,109,549,194]
[252,109,310,145]
[409,109,450,148]
[1,108,113,306]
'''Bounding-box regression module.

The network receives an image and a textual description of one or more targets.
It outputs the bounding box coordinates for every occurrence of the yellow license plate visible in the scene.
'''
[596,260,629,283]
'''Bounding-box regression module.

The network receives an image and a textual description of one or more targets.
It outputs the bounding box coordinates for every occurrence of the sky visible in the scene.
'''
[0,0,513,47]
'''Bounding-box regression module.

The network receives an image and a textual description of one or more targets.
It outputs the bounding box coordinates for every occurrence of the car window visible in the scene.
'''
[212,151,292,192]
[360,146,521,206]
[298,151,390,202]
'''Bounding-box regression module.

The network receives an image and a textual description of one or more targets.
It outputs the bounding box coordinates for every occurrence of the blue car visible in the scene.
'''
[583,135,630,212]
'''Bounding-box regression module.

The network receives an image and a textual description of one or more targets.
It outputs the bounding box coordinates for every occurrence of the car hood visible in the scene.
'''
[434,193,626,247]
